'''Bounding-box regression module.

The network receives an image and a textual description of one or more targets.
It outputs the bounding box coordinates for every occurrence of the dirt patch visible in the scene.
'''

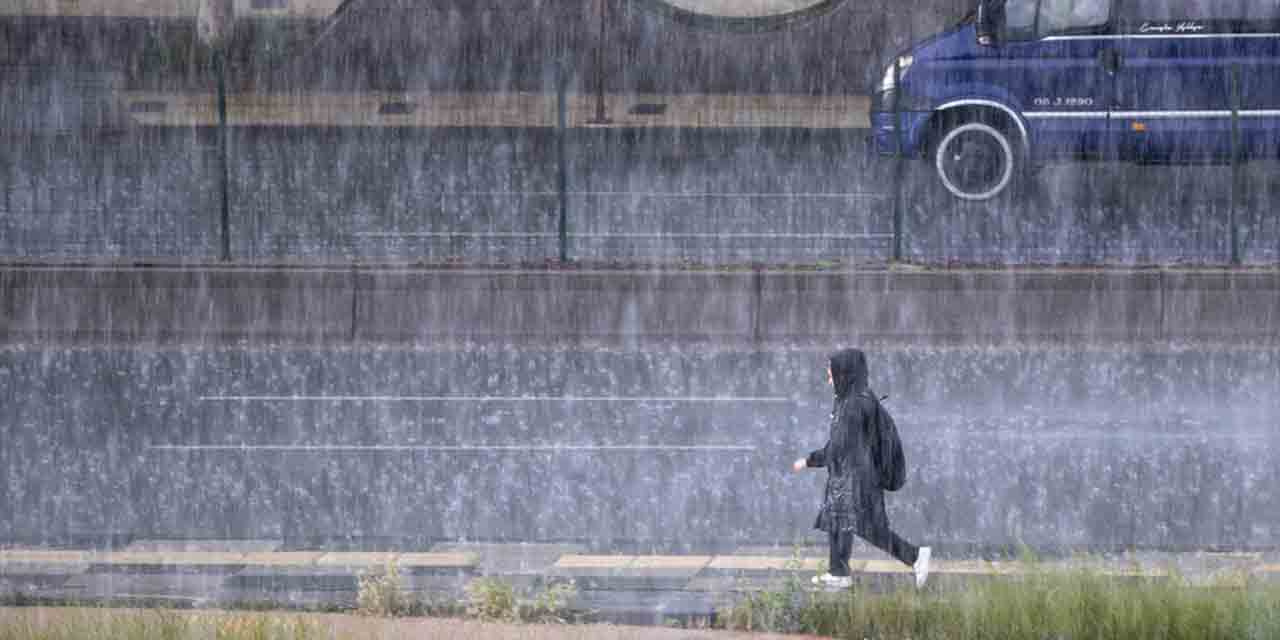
[0,607,823,640]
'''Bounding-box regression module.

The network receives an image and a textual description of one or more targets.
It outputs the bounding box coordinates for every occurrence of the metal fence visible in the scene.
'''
[0,1,1275,265]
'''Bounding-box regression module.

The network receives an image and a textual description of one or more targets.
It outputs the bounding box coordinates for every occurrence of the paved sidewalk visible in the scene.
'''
[3,543,1277,625]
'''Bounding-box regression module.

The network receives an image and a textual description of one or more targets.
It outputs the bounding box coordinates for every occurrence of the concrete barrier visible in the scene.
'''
[1161,271,1280,344]
[2,265,1276,346]
[1,266,352,345]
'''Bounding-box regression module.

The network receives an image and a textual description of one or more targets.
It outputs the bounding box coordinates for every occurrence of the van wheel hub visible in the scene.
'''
[935,122,1016,201]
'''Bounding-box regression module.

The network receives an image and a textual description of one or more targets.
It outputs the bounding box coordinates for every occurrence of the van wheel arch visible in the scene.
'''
[922,105,1028,156]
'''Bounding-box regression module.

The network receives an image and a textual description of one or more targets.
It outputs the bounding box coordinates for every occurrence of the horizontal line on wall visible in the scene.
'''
[353,231,894,240]
[147,444,759,452]
[445,191,888,199]
[936,430,1276,441]
[198,395,794,403]
[357,191,887,200]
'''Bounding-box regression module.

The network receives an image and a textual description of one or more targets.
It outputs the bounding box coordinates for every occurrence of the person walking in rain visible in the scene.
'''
[793,348,930,589]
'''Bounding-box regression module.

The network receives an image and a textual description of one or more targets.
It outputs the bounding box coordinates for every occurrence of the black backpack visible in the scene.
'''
[863,391,907,491]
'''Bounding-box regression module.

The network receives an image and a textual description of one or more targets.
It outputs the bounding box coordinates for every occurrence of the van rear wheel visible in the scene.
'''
[932,121,1019,201]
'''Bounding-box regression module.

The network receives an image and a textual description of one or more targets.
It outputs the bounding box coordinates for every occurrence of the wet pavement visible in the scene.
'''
[3,543,1278,625]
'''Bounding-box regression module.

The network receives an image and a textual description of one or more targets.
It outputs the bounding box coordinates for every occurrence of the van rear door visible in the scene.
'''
[1112,0,1239,161]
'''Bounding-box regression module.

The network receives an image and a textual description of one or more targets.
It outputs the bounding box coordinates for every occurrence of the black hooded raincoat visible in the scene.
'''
[807,349,893,534]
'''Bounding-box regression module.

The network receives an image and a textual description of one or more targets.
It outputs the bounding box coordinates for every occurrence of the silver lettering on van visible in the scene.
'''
[1033,97,1095,107]
[1139,21,1206,34]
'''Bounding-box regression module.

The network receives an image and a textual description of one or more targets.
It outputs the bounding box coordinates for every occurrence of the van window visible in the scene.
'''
[1243,0,1280,20]
[1006,0,1038,39]
[1239,0,1280,30]
[1121,0,1213,22]
[1038,0,1111,37]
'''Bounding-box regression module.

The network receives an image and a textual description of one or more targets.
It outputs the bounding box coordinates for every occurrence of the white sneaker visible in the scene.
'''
[913,547,932,588]
[811,573,853,589]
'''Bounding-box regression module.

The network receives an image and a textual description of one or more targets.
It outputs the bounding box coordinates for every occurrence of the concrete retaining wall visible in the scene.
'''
[3,266,1277,346]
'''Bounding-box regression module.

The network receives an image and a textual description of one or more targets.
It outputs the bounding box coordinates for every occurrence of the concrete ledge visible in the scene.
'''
[633,555,713,571]
[548,555,653,590]
[241,552,324,567]
[704,555,826,575]
[3,266,1277,347]
[0,550,91,566]
[124,540,281,554]
[91,552,248,574]
[225,567,360,592]
[0,266,352,345]
[430,543,586,576]
[63,573,232,601]
[613,555,713,590]
[0,550,91,578]
[315,552,397,569]
[551,555,637,570]
[397,553,480,575]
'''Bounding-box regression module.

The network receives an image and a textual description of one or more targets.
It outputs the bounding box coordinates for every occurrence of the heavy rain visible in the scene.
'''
[1,0,1278,637]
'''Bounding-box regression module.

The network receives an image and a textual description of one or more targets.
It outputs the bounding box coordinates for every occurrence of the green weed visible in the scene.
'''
[355,560,411,617]
[719,564,1280,640]
[521,580,579,624]
[0,610,318,640]
[463,577,518,623]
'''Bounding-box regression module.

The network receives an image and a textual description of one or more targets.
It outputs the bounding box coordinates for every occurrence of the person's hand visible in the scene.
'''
[793,458,807,472]
[977,35,994,46]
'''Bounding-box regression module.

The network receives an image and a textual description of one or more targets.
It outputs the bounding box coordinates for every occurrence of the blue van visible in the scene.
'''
[870,0,1280,200]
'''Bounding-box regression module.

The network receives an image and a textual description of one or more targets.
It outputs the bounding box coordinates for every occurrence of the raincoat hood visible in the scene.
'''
[829,348,869,401]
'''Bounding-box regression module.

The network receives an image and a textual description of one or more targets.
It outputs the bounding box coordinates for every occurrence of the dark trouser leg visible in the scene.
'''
[859,520,919,567]
[828,529,854,576]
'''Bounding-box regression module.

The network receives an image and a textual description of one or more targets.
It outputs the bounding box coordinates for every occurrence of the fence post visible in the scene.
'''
[557,61,570,263]
[588,0,611,125]
[215,48,231,262]
[890,57,905,263]
[1229,62,1242,266]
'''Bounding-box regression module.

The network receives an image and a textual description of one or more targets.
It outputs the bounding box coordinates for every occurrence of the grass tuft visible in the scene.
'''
[460,577,579,624]
[464,578,518,623]
[0,610,318,640]
[522,580,579,624]
[356,560,411,617]
[720,563,1280,639]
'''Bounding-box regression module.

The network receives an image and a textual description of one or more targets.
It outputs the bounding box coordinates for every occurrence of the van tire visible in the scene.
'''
[930,121,1022,201]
